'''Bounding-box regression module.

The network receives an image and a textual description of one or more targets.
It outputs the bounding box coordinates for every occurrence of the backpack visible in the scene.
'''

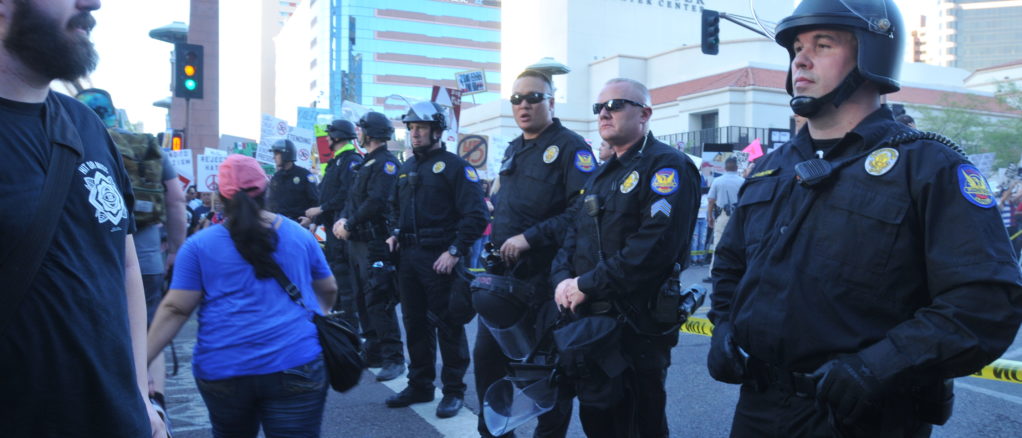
[109,129,166,229]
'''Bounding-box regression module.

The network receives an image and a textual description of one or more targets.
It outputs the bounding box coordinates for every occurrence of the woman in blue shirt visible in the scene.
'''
[148,155,337,438]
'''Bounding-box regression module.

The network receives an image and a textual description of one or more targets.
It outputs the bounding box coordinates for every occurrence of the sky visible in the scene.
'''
[85,0,932,136]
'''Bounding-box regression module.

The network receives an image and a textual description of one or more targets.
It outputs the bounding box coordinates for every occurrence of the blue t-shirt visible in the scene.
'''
[0,92,146,437]
[171,216,331,380]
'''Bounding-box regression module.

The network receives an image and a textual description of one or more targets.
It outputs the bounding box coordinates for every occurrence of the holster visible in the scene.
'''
[909,378,954,425]
[553,316,630,409]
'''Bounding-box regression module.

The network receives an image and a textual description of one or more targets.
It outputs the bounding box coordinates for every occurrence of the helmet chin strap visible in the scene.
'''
[789,69,865,118]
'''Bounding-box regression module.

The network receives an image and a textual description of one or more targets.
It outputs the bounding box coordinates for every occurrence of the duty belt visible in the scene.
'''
[398,233,420,247]
[745,356,817,398]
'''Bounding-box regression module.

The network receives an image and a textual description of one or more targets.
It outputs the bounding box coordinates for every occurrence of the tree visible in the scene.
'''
[913,86,1022,169]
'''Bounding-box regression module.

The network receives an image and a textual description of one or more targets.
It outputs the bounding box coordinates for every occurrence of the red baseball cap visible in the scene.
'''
[218,155,267,199]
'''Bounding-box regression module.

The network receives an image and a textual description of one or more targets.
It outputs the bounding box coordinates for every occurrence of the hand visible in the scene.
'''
[147,400,168,438]
[305,206,323,219]
[333,218,350,240]
[433,251,459,274]
[707,321,746,384]
[554,277,586,313]
[809,354,886,425]
[500,234,531,265]
[707,215,715,229]
[386,236,399,253]
[298,216,312,227]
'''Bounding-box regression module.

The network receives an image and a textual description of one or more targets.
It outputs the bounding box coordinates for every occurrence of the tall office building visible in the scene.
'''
[924,0,1022,71]
[275,0,501,123]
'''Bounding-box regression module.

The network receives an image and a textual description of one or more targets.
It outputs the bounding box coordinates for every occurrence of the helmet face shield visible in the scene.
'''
[483,366,558,436]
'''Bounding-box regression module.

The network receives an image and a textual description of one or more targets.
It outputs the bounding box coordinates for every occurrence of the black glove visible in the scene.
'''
[809,354,888,425]
[707,321,745,384]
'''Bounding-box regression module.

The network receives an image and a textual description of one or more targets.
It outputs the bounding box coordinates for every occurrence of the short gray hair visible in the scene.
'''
[604,78,650,106]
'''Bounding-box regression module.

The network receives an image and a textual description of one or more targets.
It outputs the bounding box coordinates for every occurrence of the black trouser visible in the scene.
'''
[348,240,404,365]
[731,380,932,437]
[575,331,675,438]
[396,246,470,395]
[474,254,572,438]
[326,233,358,329]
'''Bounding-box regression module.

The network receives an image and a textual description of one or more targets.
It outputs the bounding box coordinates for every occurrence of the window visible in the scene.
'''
[310,38,317,49]
[310,59,317,70]
[311,16,317,28]
[310,80,317,90]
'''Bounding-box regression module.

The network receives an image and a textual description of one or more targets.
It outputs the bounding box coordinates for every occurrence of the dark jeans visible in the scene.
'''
[397,246,470,395]
[348,240,404,364]
[731,383,932,438]
[196,358,328,438]
[142,273,164,325]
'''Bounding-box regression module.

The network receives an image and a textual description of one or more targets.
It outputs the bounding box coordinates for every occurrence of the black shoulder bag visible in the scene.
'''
[266,262,365,392]
[0,144,77,335]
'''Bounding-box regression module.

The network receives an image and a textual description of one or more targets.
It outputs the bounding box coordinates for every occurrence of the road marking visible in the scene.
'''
[956,381,1022,405]
[372,367,481,438]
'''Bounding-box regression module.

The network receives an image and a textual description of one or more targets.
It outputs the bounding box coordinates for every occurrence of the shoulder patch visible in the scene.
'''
[620,170,639,194]
[750,168,778,178]
[574,150,596,173]
[383,161,397,175]
[865,148,899,176]
[307,174,318,183]
[650,198,672,218]
[465,166,480,182]
[433,161,446,174]
[957,164,996,208]
[543,145,560,164]
[650,168,679,195]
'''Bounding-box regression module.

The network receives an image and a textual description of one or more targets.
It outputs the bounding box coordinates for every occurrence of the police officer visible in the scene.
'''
[383,102,487,418]
[475,69,594,438]
[707,0,1022,436]
[306,119,362,328]
[551,78,699,437]
[333,112,406,382]
[267,139,319,222]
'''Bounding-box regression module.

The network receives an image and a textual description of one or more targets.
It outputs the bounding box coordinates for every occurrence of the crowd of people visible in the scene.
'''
[2,0,1022,438]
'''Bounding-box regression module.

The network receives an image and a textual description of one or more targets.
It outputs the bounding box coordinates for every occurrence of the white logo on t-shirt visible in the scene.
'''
[79,161,127,226]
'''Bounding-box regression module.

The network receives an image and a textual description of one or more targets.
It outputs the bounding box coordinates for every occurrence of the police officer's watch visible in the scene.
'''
[448,245,460,257]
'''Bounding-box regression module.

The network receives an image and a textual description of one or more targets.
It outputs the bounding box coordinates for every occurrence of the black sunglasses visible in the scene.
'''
[592,99,646,115]
[510,92,552,105]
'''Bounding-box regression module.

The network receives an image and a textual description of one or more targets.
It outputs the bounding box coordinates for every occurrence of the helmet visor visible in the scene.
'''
[479,311,538,361]
[483,374,558,436]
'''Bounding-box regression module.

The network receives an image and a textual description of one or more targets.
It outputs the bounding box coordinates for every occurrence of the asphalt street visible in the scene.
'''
[164,264,1022,437]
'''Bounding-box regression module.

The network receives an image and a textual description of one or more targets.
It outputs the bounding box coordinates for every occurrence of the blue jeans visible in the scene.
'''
[690,218,708,264]
[196,358,328,438]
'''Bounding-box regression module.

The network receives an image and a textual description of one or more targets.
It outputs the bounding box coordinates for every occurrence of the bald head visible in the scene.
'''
[604,78,650,106]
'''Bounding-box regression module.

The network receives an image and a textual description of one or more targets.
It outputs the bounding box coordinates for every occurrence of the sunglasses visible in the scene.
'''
[510,92,552,105]
[592,99,646,115]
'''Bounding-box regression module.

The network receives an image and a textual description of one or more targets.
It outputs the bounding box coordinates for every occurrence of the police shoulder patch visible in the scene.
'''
[383,161,397,175]
[307,174,318,183]
[433,161,446,174]
[574,150,595,173]
[543,145,560,164]
[465,166,479,182]
[620,170,639,194]
[957,164,996,208]
[650,168,679,195]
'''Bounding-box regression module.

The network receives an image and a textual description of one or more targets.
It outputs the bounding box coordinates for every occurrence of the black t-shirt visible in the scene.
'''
[0,92,147,437]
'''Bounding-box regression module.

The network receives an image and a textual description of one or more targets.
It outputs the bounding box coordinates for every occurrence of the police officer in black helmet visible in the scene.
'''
[334,112,406,382]
[267,138,319,223]
[306,119,362,328]
[474,69,594,438]
[383,101,487,418]
[708,0,1022,436]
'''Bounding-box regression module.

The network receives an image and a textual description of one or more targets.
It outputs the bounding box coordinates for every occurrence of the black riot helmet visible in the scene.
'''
[774,0,904,117]
[357,111,394,141]
[327,119,357,142]
[402,101,447,150]
[271,139,297,162]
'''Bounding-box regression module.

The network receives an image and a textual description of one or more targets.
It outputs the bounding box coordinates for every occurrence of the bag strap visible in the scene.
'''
[0,143,78,334]
[263,249,310,311]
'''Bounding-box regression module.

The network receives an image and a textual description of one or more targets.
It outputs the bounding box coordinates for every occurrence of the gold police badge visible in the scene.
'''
[865,148,899,176]
[620,170,639,194]
[543,145,560,164]
[433,161,446,174]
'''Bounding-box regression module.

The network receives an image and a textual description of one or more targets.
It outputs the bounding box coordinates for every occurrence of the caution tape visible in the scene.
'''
[681,317,1022,385]
[1011,229,1022,241]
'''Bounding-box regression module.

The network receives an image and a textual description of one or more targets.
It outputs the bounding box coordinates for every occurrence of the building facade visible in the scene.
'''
[922,0,1022,71]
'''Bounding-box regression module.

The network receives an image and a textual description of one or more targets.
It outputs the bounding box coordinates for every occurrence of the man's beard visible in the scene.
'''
[4,0,98,82]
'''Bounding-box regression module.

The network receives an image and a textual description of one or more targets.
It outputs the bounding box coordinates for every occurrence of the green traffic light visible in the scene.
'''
[184,79,197,91]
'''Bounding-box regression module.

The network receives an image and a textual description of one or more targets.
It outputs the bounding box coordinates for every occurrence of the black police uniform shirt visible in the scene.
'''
[552,132,700,324]
[394,146,488,255]
[317,144,361,226]
[493,118,595,250]
[709,106,1022,381]
[0,92,149,437]
[343,146,398,233]
[268,163,319,221]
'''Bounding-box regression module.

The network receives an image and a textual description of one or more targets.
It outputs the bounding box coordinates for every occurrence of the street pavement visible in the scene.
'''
[164,264,1022,437]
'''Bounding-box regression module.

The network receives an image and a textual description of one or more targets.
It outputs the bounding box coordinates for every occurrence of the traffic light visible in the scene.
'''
[701,9,720,55]
[174,43,204,99]
[171,130,184,151]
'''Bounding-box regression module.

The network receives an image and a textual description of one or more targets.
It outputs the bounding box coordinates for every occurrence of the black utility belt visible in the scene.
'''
[744,356,817,398]
[398,233,450,248]
[350,223,389,242]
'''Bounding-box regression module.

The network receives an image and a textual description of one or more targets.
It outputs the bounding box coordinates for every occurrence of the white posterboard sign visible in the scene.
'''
[455,69,486,95]
[205,148,228,158]
[287,127,315,170]
[166,149,194,191]
[196,154,227,193]
[258,114,290,165]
